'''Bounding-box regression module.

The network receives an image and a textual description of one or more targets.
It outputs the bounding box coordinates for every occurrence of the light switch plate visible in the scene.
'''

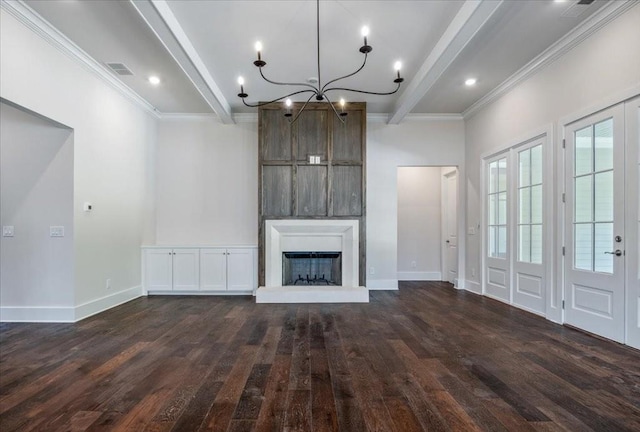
[50,226,65,237]
[2,226,14,237]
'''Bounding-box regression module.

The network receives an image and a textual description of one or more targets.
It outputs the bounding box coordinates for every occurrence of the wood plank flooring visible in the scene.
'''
[1,281,640,431]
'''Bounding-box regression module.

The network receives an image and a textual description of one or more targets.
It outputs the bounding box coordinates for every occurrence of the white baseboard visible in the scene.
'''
[366,279,399,290]
[464,279,482,294]
[75,285,143,321]
[0,305,75,322]
[147,290,253,296]
[397,271,442,281]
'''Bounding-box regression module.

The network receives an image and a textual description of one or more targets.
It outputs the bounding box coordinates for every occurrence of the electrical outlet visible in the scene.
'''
[411,260,416,268]
[50,226,64,237]
[106,279,111,290]
[471,268,476,277]
[369,266,375,275]
[2,226,14,237]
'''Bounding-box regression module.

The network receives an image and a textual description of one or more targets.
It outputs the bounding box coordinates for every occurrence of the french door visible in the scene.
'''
[564,104,625,342]
[485,154,510,301]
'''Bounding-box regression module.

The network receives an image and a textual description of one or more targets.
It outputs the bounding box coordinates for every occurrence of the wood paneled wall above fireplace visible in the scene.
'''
[258,102,366,286]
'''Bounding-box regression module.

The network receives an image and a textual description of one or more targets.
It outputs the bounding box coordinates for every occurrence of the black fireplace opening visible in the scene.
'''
[283,252,342,286]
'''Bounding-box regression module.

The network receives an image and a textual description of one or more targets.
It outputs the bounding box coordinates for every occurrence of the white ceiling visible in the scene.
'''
[23,0,609,119]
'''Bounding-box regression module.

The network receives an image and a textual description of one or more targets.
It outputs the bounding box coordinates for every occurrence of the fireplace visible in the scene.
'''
[256,219,368,303]
[283,252,342,286]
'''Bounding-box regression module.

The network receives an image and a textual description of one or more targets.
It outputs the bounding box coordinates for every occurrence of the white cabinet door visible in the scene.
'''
[227,249,254,291]
[145,248,173,291]
[200,249,227,291]
[172,249,200,291]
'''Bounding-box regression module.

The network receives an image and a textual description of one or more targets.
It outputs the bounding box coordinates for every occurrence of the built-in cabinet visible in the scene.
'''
[142,247,256,294]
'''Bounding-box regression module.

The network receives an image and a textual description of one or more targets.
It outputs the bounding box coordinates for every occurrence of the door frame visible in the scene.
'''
[624,95,640,349]
[441,167,459,286]
[557,88,640,345]
[480,124,555,316]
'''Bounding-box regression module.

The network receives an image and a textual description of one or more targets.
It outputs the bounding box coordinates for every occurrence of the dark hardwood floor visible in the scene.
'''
[1,282,639,431]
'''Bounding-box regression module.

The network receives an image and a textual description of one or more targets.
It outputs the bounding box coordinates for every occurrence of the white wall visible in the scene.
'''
[0,102,74,316]
[464,5,640,307]
[155,118,258,246]
[367,119,465,289]
[397,166,443,280]
[0,9,157,320]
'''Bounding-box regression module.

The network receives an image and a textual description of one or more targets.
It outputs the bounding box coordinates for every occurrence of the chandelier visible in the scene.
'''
[236,0,404,123]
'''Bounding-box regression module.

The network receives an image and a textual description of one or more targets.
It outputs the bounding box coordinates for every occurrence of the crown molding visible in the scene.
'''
[1,0,161,118]
[158,113,219,121]
[367,113,463,123]
[158,112,257,123]
[462,0,637,119]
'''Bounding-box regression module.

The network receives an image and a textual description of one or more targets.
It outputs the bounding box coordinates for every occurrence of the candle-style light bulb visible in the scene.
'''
[361,26,369,46]
[237,76,248,98]
[284,98,292,118]
[339,98,348,117]
[255,41,263,60]
[393,61,404,83]
[359,26,372,54]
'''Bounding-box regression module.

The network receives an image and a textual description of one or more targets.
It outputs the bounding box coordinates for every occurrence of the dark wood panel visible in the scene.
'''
[296,165,327,216]
[296,110,328,161]
[261,109,291,161]
[332,165,362,216]
[262,165,292,216]
[332,110,363,161]
[3,283,640,431]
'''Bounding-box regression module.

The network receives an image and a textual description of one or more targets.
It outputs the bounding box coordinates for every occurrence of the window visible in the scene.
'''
[518,145,543,263]
[488,157,507,258]
[574,118,614,273]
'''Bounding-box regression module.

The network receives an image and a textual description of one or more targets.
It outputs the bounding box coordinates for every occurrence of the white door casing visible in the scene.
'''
[442,169,458,285]
[625,96,640,349]
[564,104,625,343]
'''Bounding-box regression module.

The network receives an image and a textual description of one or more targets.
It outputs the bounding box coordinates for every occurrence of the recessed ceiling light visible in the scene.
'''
[148,76,161,85]
[465,78,477,86]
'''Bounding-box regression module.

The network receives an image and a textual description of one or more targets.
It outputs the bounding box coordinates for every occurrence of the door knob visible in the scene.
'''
[604,250,622,256]
[446,240,450,243]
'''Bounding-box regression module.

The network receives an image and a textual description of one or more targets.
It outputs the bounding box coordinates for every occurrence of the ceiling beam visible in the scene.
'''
[388,0,503,124]
[130,0,234,124]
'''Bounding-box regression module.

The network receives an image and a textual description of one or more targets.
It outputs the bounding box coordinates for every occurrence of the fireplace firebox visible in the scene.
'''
[282,252,342,286]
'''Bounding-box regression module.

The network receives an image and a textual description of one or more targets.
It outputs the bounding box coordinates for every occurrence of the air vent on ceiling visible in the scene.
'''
[106,62,133,76]
[561,1,594,18]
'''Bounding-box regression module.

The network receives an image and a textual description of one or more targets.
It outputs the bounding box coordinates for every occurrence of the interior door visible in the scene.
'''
[565,104,625,342]
[443,170,458,284]
[485,155,510,302]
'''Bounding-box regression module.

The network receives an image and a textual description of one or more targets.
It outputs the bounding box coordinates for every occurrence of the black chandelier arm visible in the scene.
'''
[320,53,368,93]
[322,93,346,125]
[258,68,318,91]
[240,89,317,108]
[288,93,317,124]
[323,81,402,96]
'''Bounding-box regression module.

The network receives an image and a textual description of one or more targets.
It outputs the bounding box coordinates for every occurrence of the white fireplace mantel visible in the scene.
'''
[256,219,368,303]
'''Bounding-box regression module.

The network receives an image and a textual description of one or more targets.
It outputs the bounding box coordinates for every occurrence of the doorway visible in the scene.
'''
[397,166,458,285]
